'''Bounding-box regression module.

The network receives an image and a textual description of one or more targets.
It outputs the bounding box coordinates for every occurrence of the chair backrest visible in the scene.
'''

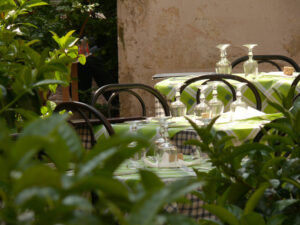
[232,55,300,72]
[54,101,114,149]
[91,83,170,118]
[291,74,300,102]
[179,73,262,110]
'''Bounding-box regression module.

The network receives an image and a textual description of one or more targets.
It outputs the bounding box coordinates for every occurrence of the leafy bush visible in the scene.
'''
[0,0,85,128]
[0,114,203,225]
[186,98,300,224]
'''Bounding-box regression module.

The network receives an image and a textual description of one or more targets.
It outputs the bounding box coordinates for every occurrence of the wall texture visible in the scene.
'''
[117,0,300,116]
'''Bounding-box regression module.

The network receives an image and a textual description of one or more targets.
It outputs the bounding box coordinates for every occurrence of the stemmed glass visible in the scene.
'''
[216,44,232,74]
[194,85,210,125]
[208,82,224,118]
[170,85,186,117]
[230,83,248,121]
[127,120,144,168]
[243,44,258,79]
[156,118,178,167]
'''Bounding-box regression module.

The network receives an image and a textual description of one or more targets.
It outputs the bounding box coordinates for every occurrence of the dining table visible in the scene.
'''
[153,72,300,115]
[92,108,282,220]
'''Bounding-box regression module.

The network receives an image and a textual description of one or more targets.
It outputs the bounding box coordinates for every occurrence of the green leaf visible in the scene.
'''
[22,0,48,8]
[282,177,300,189]
[163,214,199,225]
[78,54,86,65]
[139,170,164,191]
[13,165,61,194]
[128,179,202,225]
[15,187,59,205]
[273,199,299,213]
[62,195,93,212]
[32,79,65,88]
[21,114,68,137]
[240,212,266,225]
[203,204,239,225]
[244,182,269,215]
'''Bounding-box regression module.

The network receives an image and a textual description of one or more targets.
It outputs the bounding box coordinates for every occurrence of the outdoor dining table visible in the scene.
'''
[93,110,281,220]
[153,72,300,115]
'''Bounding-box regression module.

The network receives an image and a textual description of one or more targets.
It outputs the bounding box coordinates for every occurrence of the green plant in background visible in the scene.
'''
[185,97,300,224]
[22,0,118,84]
[0,0,85,129]
[0,114,202,225]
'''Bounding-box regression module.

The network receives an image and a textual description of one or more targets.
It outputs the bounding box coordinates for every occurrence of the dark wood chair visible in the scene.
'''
[54,101,114,149]
[91,83,170,122]
[291,74,300,102]
[179,73,262,110]
[232,55,300,72]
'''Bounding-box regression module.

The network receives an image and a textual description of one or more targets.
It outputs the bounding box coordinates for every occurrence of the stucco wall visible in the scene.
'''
[117,0,300,116]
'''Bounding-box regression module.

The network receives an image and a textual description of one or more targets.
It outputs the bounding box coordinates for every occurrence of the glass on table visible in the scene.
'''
[243,44,258,79]
[170,85,187,117]
[127,120,145,168]
[194,85,211,125]
[208,82,224,118]
[216,44,232,74]
[230,83,248,121]
[156,119,179,167]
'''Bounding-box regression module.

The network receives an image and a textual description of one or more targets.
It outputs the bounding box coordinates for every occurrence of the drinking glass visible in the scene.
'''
[243,44,258,79]
[127,120,144,168]
[230,83,248,121]
[216,44,232,74]
[194,85,211,125]
[208,82,224,118]
[170,86,186,117]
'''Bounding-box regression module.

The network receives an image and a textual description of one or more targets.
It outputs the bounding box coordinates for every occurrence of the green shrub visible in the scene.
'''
[0,0,85,129]
[186,98,300,224]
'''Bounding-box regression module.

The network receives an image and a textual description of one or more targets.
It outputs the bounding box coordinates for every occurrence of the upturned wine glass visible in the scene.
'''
[156,118,178,167]
[216,44,232,74]
[230,83,248,121]
[194,85,210,125]
[170,86,186,117]
[243,44,258,78]
[208,83,224,118]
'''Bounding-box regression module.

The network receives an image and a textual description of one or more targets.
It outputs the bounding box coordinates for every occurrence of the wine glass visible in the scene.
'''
[156,118,178,167]
[127,120,144,168]
[243,44,258,79]
[230,83,248,121]
[170,85,186,117]
[216,44,232,74]
[194,85,211,125]
[208,82,224,118]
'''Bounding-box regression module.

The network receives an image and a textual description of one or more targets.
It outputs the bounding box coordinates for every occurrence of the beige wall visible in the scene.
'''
[117,0,300,116]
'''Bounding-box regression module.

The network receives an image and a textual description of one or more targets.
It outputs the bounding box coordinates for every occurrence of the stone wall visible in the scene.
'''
[117,0,300,116]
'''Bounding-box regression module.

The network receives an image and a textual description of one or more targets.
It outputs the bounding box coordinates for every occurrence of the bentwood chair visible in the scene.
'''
[292,74,300,102]
[232,55,300,72]
[179,73,262,110]
[91,83,170,122]
[54,101,114,149]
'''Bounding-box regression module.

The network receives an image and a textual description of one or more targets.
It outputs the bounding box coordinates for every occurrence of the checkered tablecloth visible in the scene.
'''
[154,72,300,114]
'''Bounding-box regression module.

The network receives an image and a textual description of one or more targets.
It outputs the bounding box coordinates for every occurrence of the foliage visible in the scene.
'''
[0,0,84,128]
[0,114,202,225]
[22,0,118,83]
[185,96,300,224]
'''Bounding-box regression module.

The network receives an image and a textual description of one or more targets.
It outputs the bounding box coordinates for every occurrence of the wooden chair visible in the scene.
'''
[232,55,300,72]
[54,101,114,149]
[292,74,300,102]
[179,73,262,110]
[91,83,170,122]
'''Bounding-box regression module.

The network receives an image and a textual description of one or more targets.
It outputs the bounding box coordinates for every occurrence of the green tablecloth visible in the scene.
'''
[154,72,299,114]
[114,156,211,181]
[94,113,282,146]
